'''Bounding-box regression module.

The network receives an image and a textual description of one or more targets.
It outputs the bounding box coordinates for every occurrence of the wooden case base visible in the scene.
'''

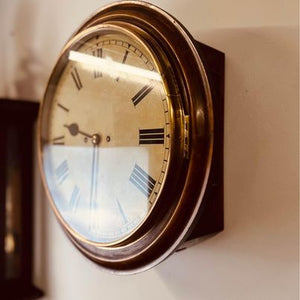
[182,41,225,247]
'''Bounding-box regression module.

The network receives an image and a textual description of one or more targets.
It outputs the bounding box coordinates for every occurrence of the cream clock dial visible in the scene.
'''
[38,1,224,274]
[41,29,171,244]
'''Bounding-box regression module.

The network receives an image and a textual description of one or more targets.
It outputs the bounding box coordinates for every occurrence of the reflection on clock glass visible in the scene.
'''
[41,28,171,244]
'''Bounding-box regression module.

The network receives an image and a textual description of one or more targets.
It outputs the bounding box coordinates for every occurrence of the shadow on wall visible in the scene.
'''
[155,26,298,300]
[16,0,49,291]
[14,55,44,100]
[6,0,49,100]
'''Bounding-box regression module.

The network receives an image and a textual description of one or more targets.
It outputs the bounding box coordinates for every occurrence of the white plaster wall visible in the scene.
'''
[1,0,299,299]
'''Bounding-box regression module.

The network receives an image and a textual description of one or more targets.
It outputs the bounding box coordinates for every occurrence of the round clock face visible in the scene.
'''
[40,27,172,244]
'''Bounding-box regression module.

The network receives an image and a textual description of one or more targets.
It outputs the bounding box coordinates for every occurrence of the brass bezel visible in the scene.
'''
[38,1,214,274]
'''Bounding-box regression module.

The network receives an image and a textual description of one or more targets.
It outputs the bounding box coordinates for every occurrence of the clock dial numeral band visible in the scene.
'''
[139,128,164,145]
[130,164,156,198]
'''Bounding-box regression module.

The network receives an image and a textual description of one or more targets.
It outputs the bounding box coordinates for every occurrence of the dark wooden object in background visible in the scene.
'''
[0,99,43,299]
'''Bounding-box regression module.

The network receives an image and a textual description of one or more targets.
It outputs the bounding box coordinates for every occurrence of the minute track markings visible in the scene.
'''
[87,38,153,70]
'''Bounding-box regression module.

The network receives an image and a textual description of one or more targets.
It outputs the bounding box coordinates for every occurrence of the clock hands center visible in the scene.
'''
[62,123,101,228]
[64,123,101,145]
[91,134,101,146]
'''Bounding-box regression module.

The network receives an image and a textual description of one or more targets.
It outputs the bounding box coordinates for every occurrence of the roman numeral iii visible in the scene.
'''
[129,164,156,197]
[139,128,164,145]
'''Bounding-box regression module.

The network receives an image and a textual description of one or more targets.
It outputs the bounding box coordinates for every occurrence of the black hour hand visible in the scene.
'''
[64,123,93,138]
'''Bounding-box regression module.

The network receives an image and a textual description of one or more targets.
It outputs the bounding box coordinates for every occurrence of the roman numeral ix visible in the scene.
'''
[129,164,156,198]
[139,128,164,145]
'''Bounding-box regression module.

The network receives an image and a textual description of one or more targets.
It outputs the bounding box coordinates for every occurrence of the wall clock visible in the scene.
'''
[38,1,224,274]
